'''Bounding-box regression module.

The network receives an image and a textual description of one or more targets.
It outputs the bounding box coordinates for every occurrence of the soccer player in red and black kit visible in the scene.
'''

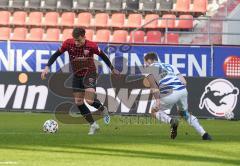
[41,28,120,135]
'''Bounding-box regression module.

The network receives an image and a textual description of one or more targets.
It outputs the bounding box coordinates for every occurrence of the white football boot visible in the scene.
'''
[88,122,100,135]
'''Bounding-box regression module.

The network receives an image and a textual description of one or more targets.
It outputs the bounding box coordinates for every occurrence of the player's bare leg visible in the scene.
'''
[151,107,179,139]
[85,88,110,125]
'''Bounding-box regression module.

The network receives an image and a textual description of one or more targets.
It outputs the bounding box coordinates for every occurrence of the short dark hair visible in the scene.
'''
[72,27,86,39]
[144,52,158,61]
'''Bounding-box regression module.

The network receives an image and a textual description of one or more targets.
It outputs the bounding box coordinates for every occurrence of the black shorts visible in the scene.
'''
[72,73,97,92]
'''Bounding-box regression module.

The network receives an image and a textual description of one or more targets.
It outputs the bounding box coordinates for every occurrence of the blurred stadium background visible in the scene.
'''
[0,0,239,45]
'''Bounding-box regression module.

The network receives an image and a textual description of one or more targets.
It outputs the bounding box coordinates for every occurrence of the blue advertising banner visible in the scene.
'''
[0,41,212,77]
[0,41,68,72]
[213,46,240,77]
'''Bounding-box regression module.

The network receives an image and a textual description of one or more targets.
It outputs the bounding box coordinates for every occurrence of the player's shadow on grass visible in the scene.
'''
[2,145,240,165]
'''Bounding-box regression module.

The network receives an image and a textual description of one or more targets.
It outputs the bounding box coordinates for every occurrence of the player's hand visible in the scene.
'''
[112,68,120,76]
[41,66,49,80]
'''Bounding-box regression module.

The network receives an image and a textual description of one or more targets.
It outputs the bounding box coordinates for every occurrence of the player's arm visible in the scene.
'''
[98,50,114,70]
[177,74,187,86]
[146,74,161,110]
[41,41,67,80]
[171,64,187,86]
[41,50,63,80]
[97,50,120,75]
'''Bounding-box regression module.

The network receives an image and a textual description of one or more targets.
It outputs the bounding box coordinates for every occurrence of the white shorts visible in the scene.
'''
[153,88,188,113]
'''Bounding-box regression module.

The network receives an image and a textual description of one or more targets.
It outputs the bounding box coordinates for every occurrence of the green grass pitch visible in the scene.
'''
[0,112,239,166]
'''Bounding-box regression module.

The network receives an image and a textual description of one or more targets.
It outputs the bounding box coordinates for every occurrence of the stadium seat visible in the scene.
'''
[28,28,44,41]
[44,12,59,26]
[27,0,42,10]
[59,0,73,10]
[75,12,92,27]
[85,29,94,40]
[27,12,43,26]
[0,27,11,40]
[126,0,139,11]
[0,0,9,9]
[146,31,162,43]
[178,15,193,29]
[0,11,10,26]
[160,0,173,10]
[11,0,25,9]
[12,11,27,26]
[112,30,128,43]
[129,30,145,43]
[92,0,106,10]
[160,14,176,29]
[42,0,58,10]
[176,0,190,12]
[127,14,142,28]
[62,29,73,41]
[11,28,27,41]
[144,14,159,28]
[45,28,60,41]
[60,12,75,27]
[164,33,179,44]
[94,13,109,27]
[74,0,90,10]
[141,0,156,11]
[108,0,123,10]
[193,0,207,13]
[110,13,125,28]
[95,29,111,42]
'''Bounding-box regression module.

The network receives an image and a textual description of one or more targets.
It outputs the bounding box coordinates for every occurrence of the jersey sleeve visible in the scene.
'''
[92,42,101,55]
[171,65,181,75]
[59,40,68,53]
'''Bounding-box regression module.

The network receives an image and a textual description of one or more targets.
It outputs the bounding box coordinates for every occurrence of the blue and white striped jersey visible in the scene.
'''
[149,62,186,94]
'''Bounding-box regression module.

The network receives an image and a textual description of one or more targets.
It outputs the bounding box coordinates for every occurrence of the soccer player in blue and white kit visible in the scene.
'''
[144,52,212,140]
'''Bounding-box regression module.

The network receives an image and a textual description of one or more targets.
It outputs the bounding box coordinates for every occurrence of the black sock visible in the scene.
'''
[91,98,104,111]
[78,104,94,124]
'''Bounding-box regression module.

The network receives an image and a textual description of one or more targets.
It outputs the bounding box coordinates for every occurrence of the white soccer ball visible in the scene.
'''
[224,111,234,120]
[43,120,58,133]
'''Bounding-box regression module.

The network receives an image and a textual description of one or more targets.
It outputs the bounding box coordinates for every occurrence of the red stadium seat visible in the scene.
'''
[76,12,92,27]
[28,28,44,41]
[0,27,11,40]
[62,28,73,41]
[176,0,190,12]
[127,14,142,28]
[11,27,27,40]
[164,33,179,44]
[12,11,27,26]
[144,14,159,28]
[146,31,162,43]
[160,14,176,28]
[85,29,94,40]
[95,29,110,42]
[110,13,125,28]
[45,28,60,41]
[94,13,109,27]
[27,12,43,26]
[44,12,59,26]
[60,12,75,27]
[112,30,128,43]
[193,0,207,13]
[178,15,193,29]
[0,11,10,26]
[129,30,145,43]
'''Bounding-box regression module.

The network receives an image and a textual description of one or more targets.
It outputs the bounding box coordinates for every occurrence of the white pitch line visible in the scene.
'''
[0,161,18,165]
